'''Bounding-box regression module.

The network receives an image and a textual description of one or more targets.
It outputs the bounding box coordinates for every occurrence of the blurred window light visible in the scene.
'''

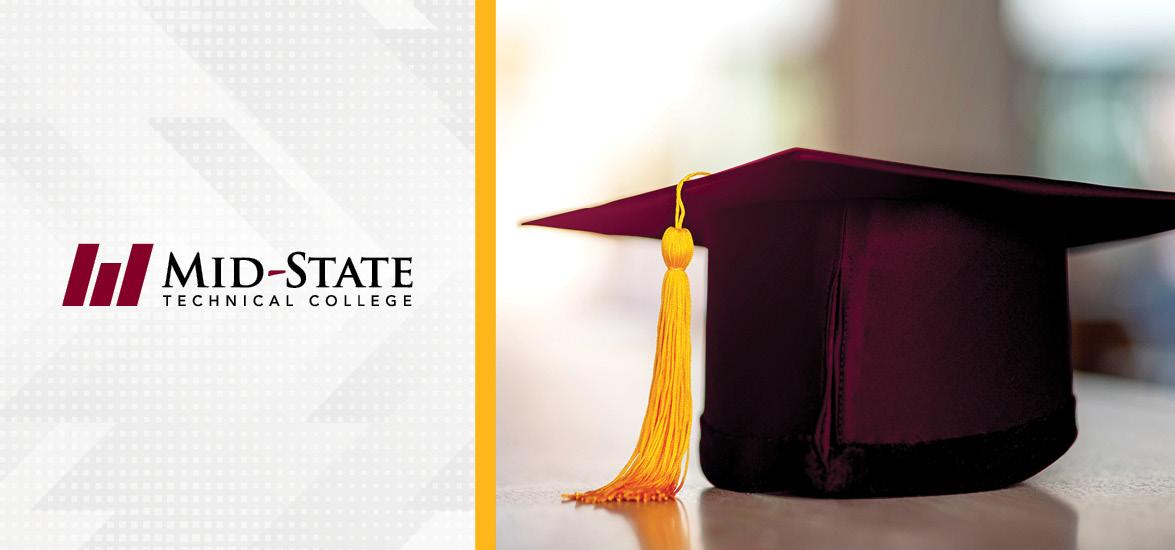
[500,0,834,59]
[498,0,833,308]
[1003,0,1175,69]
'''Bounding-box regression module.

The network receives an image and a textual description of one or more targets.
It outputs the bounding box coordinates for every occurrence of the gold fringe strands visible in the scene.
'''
[564,171,710,503]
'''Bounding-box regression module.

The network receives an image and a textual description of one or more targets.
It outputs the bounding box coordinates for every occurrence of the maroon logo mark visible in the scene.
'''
[63,244,154,306]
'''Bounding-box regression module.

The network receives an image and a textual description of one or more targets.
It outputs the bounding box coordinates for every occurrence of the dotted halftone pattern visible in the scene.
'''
[0,0,472,548]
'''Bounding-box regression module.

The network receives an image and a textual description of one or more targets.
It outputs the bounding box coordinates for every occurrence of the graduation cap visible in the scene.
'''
[524,148,1175,501]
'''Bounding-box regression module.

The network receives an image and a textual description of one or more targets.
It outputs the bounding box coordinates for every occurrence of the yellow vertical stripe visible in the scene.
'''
[475,0,496,546]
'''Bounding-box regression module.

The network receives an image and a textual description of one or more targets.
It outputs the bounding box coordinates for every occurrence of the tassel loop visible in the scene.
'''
[674,171,711,229]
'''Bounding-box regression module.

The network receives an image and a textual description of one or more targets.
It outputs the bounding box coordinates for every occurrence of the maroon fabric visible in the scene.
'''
[838,200,1072,444]
[524,148,1175,496]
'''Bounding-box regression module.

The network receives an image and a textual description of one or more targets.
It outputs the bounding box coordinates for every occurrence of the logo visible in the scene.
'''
[63,244,413,308]
[63,244,154,306]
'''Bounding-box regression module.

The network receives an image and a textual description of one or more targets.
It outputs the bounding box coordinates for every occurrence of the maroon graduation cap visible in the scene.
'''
[525,147,1175,499]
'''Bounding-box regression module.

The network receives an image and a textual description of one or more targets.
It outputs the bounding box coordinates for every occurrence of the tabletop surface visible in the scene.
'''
[497,373,1175,550]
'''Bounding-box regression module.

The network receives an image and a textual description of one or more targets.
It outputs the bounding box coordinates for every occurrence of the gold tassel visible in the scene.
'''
[564,172,709,503]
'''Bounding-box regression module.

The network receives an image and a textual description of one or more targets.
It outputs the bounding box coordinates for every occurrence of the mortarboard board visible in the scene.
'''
[524,148,1175,500]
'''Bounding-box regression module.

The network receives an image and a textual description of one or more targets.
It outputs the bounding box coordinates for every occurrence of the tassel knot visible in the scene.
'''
[661,227,693,270]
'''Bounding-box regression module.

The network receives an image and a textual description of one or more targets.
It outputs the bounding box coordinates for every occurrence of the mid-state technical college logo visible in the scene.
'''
[63,244,413,308]
[63,244,153,306]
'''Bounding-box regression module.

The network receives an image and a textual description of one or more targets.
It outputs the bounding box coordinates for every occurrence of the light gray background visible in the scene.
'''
[0,1,473,547]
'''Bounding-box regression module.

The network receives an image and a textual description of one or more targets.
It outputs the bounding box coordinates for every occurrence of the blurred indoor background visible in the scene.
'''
[497,0,1175,514]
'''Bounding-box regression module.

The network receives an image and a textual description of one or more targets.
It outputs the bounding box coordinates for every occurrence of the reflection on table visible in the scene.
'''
[498,374,1175,549]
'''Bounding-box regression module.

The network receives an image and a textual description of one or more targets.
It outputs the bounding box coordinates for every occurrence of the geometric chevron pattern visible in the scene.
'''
[0,1,472,547]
